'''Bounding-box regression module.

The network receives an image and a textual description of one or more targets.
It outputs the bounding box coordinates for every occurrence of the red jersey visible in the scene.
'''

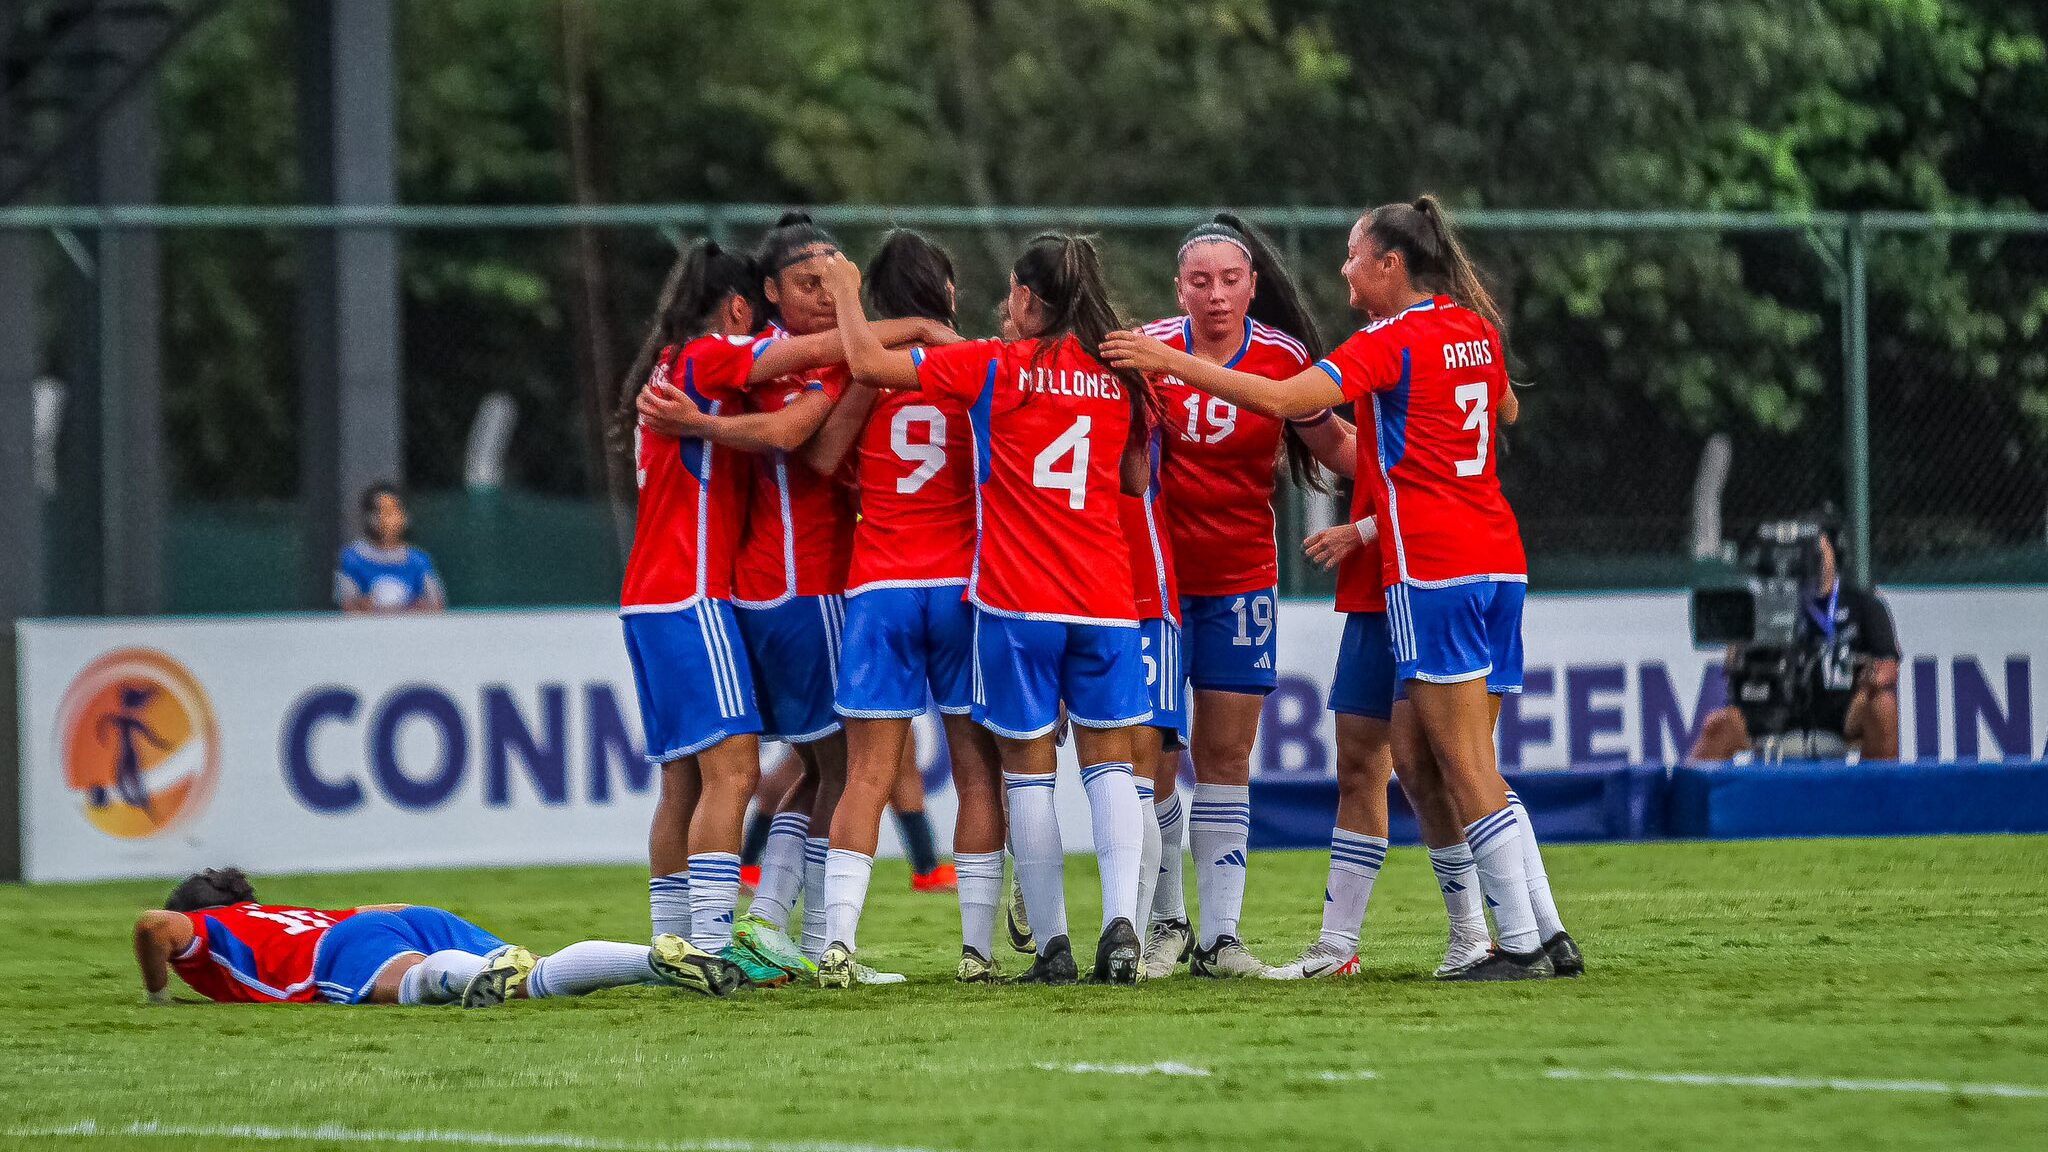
[1336,477,1386,614]
[1316,297,1525,597]
[732,362,856,605]
[913,335,1138,625]
[1143,316,1310,596]
[171,902,358,1004]
[847,385,977,593]
[621,337,758,612]
[1119,423,1178,622]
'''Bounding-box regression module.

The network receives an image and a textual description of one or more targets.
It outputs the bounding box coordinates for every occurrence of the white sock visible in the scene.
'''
[748,811,808,930]
[397,949,487,1005]
[1429,843,1488,940]
[1081,761,1143,930]
[954,850,1004,958]
[1003,771,1068,952]
[824,848,873,951]
[1506,789,1566,940]
[801,837,830,961]
[1133,778,1161,936]
[528,941,657,998]
[1188,782,1251,948]
[688,852,741,953]
[649,873,691,940]
[1465,808,1540,953]
[1319,829,1388,951]
[1152,792,1187,922]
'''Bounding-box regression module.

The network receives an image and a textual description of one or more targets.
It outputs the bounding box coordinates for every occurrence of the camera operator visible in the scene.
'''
[1689,525,1901,762]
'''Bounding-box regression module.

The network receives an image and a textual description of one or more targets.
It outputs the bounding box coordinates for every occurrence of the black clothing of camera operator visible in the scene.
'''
[1690,530,1901,762]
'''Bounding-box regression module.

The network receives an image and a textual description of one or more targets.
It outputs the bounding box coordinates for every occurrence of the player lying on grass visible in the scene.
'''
[133,867,748,1007]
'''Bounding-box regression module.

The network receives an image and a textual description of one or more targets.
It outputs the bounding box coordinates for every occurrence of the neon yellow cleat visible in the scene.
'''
[651,934,747,997]
[461,945,536,1008]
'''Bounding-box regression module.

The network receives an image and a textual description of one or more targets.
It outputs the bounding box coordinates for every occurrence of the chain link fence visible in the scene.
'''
[8,207,2047,612]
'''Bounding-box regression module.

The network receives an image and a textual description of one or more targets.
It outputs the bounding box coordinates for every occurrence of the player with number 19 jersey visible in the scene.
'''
[1314,296,1525,690]
[912,334,1150,737]
[834,384,979,719]
[1142,316,1308,696]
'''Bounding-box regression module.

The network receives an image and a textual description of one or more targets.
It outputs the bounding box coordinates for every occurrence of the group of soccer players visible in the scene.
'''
[137,197,1583,1009]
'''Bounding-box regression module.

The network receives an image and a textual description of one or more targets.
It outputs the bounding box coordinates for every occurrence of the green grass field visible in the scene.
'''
[3,837,2045,1151]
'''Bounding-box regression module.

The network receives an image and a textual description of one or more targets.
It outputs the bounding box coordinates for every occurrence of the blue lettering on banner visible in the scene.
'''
[585,684,651,802]
[1567,665,1628,765]
[1638,661,1724,763]
[1259,676,1327,775]
[1953,657,2032,760]
[1498,667,1554,769]
[484,685,568,806]
[371,686,468,808]
[282,687,365,812]
[1913,657,1941,759]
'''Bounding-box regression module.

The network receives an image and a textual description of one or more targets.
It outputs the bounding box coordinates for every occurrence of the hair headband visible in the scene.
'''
[774,240,841,274]
[1178,230,1252,265]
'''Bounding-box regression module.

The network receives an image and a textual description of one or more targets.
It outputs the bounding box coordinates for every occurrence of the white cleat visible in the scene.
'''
[1435,927,1495,979]
[1190,934,1271,978]
[1142,917,1193,979]
[1261,938,1361,980]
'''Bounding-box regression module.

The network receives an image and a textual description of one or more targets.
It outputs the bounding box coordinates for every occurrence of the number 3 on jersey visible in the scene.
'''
[1033,415,1092,509]
[891,404,947,494]
[1453,382,1490,477]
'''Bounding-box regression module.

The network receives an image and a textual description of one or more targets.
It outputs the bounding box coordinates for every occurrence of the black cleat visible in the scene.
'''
[1543,931,1584,978]
[1438,945,1555,982]
[1010,934,1078,985]
[1089,917,1141,985]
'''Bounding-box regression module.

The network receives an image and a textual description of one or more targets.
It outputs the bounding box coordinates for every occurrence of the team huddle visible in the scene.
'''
[139,197,1582,1008]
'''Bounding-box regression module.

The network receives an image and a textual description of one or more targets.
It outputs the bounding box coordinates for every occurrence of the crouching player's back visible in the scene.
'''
[134,867,749,1008]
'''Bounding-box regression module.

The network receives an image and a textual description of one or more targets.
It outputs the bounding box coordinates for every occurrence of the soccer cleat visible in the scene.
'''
[719,943,791,988]
[1191,935,1271,978]
[1009,934,1078,985]
[461,945,536,1008]
[1543,931,1585,978]
[1434,926,1495,979]
[957,946,1000,984]
[650,933,747,997]
[1004,876,1035,955]
[1090,917,1141,985]
[911,863,958,893]
[1260,939,1360,980]
[1438,945,1556,982]
[733,913,816,978]
[1141,917,1193,979]
[816,942,909,988]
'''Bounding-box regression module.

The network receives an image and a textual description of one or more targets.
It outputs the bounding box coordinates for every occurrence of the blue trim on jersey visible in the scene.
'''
[1314,360,1342,389]
[969,363,996,486]
[1178,317,1254,368]
[1374,349,1412,472]
[199,914,265,990]
[679,359,711,484]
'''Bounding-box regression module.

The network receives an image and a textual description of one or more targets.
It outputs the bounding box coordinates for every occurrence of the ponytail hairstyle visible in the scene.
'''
[1363,194,1509,356]
[611,239,761,459]
[1012,232,1154,424]
[866,229,956,325]
[754,209,842,327]
[1182,212,1333,490]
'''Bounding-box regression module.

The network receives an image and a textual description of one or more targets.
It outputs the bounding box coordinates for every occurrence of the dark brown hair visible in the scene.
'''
[611,240,762,459]
[1364,194,1508,352]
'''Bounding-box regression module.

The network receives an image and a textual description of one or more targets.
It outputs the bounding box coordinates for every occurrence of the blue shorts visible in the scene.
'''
[1140,617,1189,745]
[971,610,1152,740]
[734,595,845,743]
[1329,611,1397,719]
[837,583,975,719]
[1387,580,1526,693]
[1179,589,1279,695]
[623,601,762,763]
[313,907,506,1004]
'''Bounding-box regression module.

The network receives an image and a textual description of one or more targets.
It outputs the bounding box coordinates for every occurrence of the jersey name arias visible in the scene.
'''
[1119,422,1177,623]
[913,335,1138,624]
[1315,296,1526,596]
[732,362,856,604]
[847,385,977,592]
[171,902,358,1004]
[1143,317,1309,596]
[621,336,759,612]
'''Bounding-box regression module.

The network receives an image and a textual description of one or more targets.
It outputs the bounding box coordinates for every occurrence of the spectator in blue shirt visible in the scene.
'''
[336,483,446,614]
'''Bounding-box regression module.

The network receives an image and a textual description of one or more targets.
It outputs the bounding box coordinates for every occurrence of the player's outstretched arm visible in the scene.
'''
[1101,330,1341,419]
[637,380,837,454]
[134,910,193,1004]
[823,255,922,391]
[748,319,951,384]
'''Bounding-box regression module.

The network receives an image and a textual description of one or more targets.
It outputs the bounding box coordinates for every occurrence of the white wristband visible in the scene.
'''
[1353,516,1379,544]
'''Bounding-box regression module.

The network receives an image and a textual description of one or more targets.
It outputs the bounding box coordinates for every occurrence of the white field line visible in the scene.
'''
[1307,1071,1380,1082]
[5,1120,955,1152]
[1546,1069,2048,1099]
[1034,1061,1211,1077]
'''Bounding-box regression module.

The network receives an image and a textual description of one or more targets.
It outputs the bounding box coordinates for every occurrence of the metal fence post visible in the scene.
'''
[1843,215,1872,585]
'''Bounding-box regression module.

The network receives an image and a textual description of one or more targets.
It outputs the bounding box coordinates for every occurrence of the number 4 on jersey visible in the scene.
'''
[1033,415,1092,509]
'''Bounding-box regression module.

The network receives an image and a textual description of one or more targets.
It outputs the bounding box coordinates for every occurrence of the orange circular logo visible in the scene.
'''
[55,648,221,839]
